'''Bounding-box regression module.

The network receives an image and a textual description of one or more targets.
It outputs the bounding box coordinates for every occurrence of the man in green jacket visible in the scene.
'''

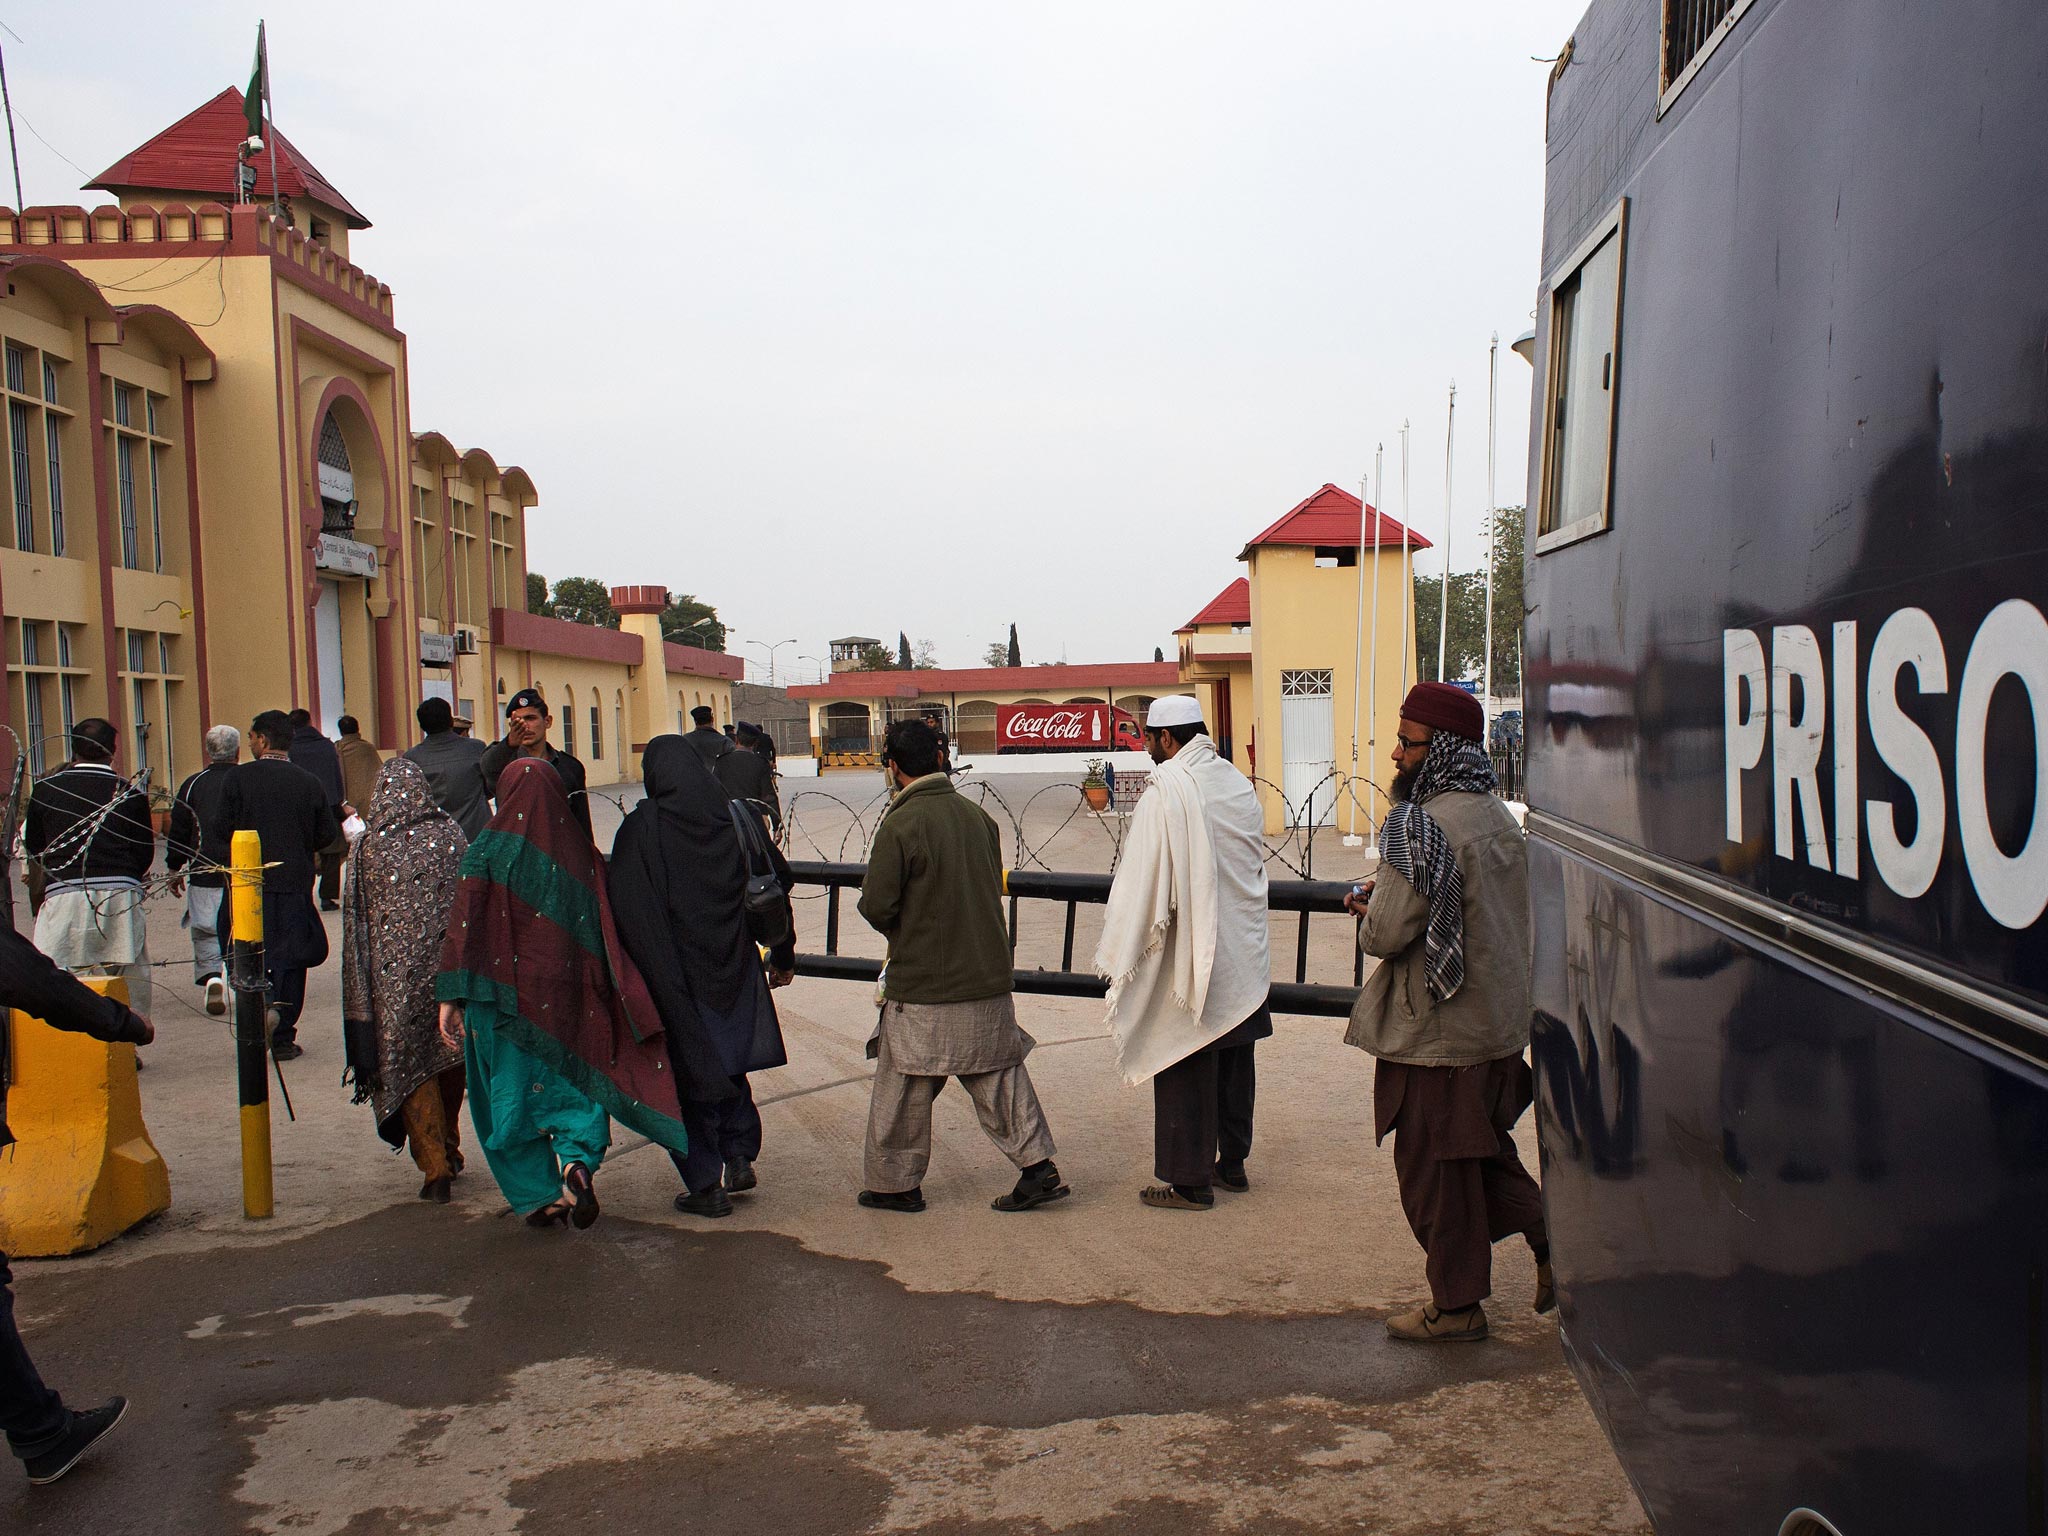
[855,719,1068,1214]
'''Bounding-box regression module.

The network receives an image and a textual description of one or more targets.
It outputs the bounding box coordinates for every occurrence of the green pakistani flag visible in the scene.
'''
[243,22,268,139]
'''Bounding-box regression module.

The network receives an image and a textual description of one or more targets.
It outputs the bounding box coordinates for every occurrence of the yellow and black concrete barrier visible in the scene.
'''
[229,828,273,1220]
[0,974,170,1257]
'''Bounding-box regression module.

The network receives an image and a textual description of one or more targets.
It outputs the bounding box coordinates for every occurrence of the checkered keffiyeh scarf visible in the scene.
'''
[1378,731,1498,1002]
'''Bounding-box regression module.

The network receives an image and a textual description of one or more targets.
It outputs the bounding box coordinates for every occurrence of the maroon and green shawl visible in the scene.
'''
[434,755,689,1152]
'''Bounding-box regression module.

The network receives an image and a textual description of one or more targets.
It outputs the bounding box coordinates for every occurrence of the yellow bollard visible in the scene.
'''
[229,829,273,1219]
[0,975,171,1256]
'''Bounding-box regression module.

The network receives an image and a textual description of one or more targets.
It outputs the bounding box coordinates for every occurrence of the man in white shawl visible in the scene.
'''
[1095,696,1272,1210]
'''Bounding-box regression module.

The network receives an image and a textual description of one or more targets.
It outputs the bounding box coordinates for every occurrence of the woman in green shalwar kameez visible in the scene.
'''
[436,756,690,1227]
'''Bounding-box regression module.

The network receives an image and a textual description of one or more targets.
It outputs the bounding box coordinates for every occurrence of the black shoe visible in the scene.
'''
[675,1187,733,1219]
[724,1156,757,1194]
[420,1176,453,1204]
[270,1040,303,1062]
[1214,1161,1250,1193]
[858,1188,926,1213]
[563,1163,600,1229]
[24,1397,127,1486]
[992,1161,1071,1212]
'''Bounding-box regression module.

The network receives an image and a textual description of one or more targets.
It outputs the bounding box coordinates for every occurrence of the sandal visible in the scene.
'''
[524,1200,572,1228]
[1139,1184,1214,1211]
[992,1162,1071,1213]
[563,1163,600,1230]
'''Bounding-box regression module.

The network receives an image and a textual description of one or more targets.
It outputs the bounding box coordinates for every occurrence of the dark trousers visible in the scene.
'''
[0,1250,69,1458]
[1153,1042,1257,1189]
[317,848,345,905]
[1379,1055,1548,1311]
[668,1075,764,1194]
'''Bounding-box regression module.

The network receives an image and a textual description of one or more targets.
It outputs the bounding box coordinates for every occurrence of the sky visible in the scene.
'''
[7,1,1588,681]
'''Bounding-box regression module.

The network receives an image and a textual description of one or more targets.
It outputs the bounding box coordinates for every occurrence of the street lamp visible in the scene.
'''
[745,637,798,686]
[670,620,721,649]
[799,653,830,685]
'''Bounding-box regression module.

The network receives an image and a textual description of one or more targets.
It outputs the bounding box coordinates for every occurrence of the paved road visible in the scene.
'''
[3,777,1647,1533]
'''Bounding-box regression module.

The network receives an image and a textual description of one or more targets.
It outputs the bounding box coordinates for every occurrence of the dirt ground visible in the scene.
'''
[2,769,1649,1535]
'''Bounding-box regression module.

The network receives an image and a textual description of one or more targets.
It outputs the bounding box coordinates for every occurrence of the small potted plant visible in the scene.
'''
[1081,759,1110,812]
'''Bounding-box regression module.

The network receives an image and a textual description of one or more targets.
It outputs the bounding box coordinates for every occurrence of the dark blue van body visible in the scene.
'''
[1525,3,2048,1531]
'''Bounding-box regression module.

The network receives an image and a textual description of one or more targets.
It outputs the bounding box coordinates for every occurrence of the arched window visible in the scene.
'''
[316,412,355,535]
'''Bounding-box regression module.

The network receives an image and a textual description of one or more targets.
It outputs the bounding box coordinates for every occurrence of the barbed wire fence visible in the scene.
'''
[770,761,1415,880]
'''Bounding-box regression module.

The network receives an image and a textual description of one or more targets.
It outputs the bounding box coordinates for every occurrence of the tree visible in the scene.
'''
[1153,645,1164,663]
[660,592,726,651]
[550,576,618,629]
[912,639,941,670]
[526,571,552,616]
[1006,623,1021,668]
[1482,505,1525,695]
[1409,506,1525,692]
[852,643,899,671]
[982,641,1010,667]
[898,632,913,669]
[1411,570,1487,683]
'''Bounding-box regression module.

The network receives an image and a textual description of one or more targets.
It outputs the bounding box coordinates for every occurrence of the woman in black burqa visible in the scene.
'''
[610,734,797,1218]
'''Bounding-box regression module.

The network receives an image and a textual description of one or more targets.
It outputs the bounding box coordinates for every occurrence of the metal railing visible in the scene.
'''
[788,859,1365,1017]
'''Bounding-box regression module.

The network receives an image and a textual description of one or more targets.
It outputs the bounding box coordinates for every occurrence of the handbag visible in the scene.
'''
[727,801,791,950]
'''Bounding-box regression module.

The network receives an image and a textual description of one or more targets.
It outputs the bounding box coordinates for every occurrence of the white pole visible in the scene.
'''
[1366,441,1384,856]
[1438,384,1455,682]
[1399,420,1413,695]
[1482,332,1499,733]
[1346,470,1370,840]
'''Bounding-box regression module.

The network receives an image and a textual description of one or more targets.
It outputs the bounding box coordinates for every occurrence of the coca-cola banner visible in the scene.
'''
[996,705,1143,753]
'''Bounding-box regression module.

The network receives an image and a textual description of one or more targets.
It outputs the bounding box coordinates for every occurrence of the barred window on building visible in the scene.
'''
[412,484,443,621]
[2,339,68,556]
[108,379,174,572]
[1280,668,1334,698]
[449,495,477,625]
[488,509,516,609]
[118,626,184,788]
[8,618,79,776]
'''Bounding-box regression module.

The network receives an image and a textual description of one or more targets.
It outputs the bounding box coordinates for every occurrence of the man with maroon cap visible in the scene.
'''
[1342,681,1550,1342]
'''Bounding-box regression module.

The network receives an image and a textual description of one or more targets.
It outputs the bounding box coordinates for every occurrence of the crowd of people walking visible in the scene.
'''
[2,679,1549,1486]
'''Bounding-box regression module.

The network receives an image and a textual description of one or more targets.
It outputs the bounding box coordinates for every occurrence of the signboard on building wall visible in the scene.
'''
[318,463,355,504]
[315,534,378,578]
[419,632,456,667]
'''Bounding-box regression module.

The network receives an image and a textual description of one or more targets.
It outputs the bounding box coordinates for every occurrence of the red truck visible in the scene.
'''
[995,703,1145,755]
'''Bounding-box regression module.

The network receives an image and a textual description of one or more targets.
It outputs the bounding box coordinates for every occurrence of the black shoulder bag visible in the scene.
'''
[727,801,791,950]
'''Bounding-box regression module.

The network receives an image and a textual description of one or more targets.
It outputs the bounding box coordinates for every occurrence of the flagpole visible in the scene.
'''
[1482,332,1499,733]
[1365,440,1384,857]
[1346,469,1370,841]
[0,41,24,213]
[263,23,281,217]
[1438,383,1455,682]
[1399,419,1413,696]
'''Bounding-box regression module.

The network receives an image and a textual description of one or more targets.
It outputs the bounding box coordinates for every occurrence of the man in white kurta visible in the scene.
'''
[1095,696,1271,1209]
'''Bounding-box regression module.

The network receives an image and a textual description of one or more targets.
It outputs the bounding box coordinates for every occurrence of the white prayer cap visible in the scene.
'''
[1146,695,1204,728]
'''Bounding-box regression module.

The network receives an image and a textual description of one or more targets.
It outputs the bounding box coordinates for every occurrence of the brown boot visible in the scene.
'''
[1534,1260,1557,1314]
[1386,1302,1488,1342]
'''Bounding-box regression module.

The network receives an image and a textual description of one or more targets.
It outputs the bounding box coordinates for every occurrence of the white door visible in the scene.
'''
[314,580,346,734]
[1280,668,1337,827]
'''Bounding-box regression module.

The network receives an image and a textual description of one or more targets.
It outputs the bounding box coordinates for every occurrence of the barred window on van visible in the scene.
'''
[1661,0,1756,111]
[1536,199,1627,554]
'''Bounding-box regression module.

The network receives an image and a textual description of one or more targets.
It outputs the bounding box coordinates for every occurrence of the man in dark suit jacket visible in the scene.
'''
[286,708,347,910]
[221,711,340,1060]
